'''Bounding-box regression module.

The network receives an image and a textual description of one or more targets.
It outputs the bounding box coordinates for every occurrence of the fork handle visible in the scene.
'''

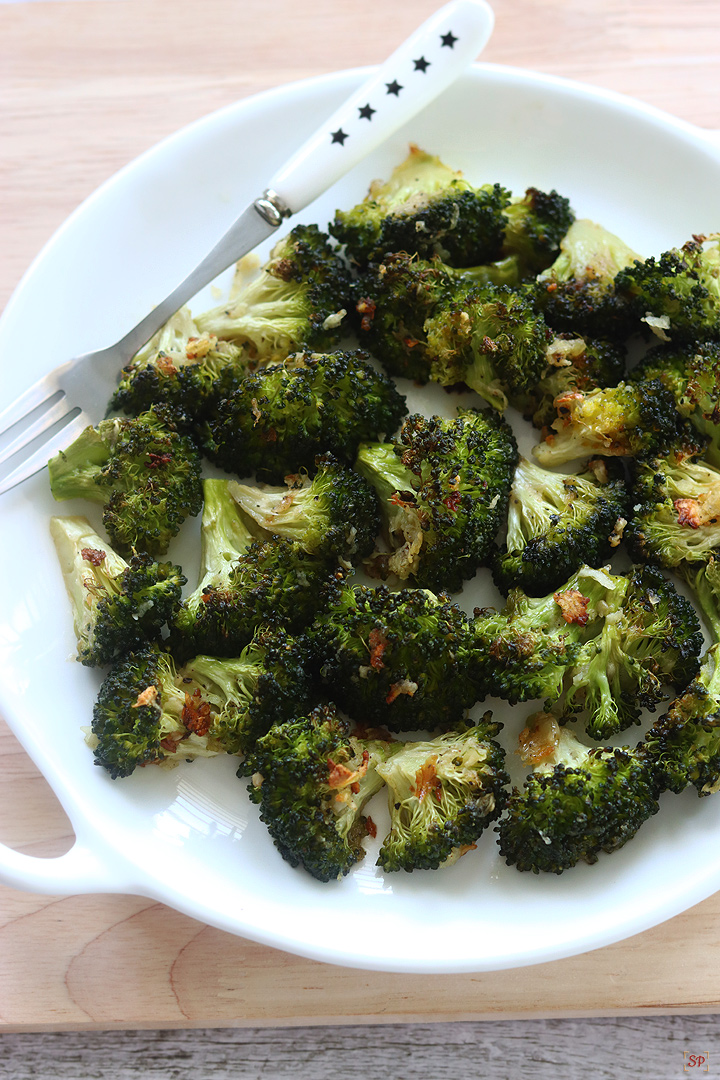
[267,0,494,214]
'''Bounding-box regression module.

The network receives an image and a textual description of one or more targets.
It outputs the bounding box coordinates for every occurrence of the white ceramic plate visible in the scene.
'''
[2,65,720,974]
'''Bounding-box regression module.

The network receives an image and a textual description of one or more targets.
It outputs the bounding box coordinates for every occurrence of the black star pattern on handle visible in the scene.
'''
[413,56,431,73]
[330,128,348,145]
[358,103,376,121]
[441,30,458,48]
[385,79,403,96]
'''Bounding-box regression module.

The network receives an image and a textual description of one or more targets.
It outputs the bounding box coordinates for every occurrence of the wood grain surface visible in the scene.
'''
[2,0,720,1035]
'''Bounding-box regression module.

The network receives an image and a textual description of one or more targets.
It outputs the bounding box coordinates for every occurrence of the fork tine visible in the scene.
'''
[0,396,81,464]
[0,413,90,496]
[0,374,63,440]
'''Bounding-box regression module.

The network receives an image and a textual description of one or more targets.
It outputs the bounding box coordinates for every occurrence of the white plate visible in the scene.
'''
[2,65,720,974]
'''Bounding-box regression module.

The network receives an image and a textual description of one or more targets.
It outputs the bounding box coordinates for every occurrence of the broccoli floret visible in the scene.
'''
[353,252,460,382]
[228,453,380,564]
[309,584,478,731]
[195,224,351,362]
[110,306,251,420]
[245,703,395,881]
[331,145,511,267]
[171,479,347,660]
[630,342,720,464]
[534,218,641,339]
[627,438,720,637]
[492,457,629,597]
[512,332,626,430]
[500,187,575,277]
[614,234,720,343]
[472,564,625,704]
[180,629,312,757]
[642,644,720,795]
[562,564,703,740]
[47,405,203,556]
[202,349,407,482]
[422,282,553,412]
[497,712,660,874]
[355,408,517,593]
[376,716,508,873]
[50,515,185,667]
[532,379,680,468]
[91,646,225,778]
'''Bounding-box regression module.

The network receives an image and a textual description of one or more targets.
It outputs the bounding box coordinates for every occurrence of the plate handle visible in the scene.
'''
[267,0,495,214]
[0,837,128,896]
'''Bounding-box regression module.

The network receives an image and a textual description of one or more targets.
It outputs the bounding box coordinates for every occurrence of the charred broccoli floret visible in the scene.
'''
[532,379,680,468]
[228,453,380,564]
[376,716,508,873]
[512,332,626,430]
[180,629,312,757]
[202,349,407,482]
[492,457,629,597]
[500,187,575,277]
[195,224,351,362]
[355,408,517,593]
[422,282,553,412]
[110,306,251,420]
[245,703,395,882]
[614,234,720,343]
[642,644,720,795]
[308,584,478,731]
[47,405,203,556]
[91,646,225,778]
[471,564,624,704]
[497,712,660,874]
[50,515,185,667]
[534,218,640,339]
[331,145,511,267]
[627,437,720,637]
[630,342,720,464]
[171,479,346,660]
[562,564,703,741]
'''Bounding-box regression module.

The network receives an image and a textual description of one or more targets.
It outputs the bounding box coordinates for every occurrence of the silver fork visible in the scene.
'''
[0,0,494,497]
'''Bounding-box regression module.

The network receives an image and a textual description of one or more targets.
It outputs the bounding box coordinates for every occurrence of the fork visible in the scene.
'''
[0,0,493,496]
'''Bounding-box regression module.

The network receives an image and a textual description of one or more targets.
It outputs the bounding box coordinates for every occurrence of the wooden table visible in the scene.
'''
[2,0,720,1034]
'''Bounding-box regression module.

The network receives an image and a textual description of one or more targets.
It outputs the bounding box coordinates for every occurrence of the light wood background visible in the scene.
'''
[2,0,720,1072]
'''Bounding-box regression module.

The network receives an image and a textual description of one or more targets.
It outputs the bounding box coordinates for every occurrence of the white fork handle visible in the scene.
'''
[268,0,495,214]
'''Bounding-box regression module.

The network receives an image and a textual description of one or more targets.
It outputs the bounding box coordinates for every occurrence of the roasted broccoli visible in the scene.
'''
[376,716,508,873]
[642,643,720,795]
[534,218,641,339]
[492,457,628,597]
[228,453,380,564]
[179,629,312,757]
[500,186,575,277]
[497,712,660,874]
[308,584,478,731]
[195,224,351,362]
[202,349,407,482]
[50,515,185,667]
[614,233,720,343]
[471,564,625,705]
[170,478,347,660]
[512,332,626,430]
[422,282,553,412]
[47,405,203,556]
[245,703,395,881]
[331,145,511,267]
[560,564,703,740]
[355,408,517,593]
[532,379,680,468]
[630,342,720,464]
[91,646,224,778]
[110,306,251,420]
